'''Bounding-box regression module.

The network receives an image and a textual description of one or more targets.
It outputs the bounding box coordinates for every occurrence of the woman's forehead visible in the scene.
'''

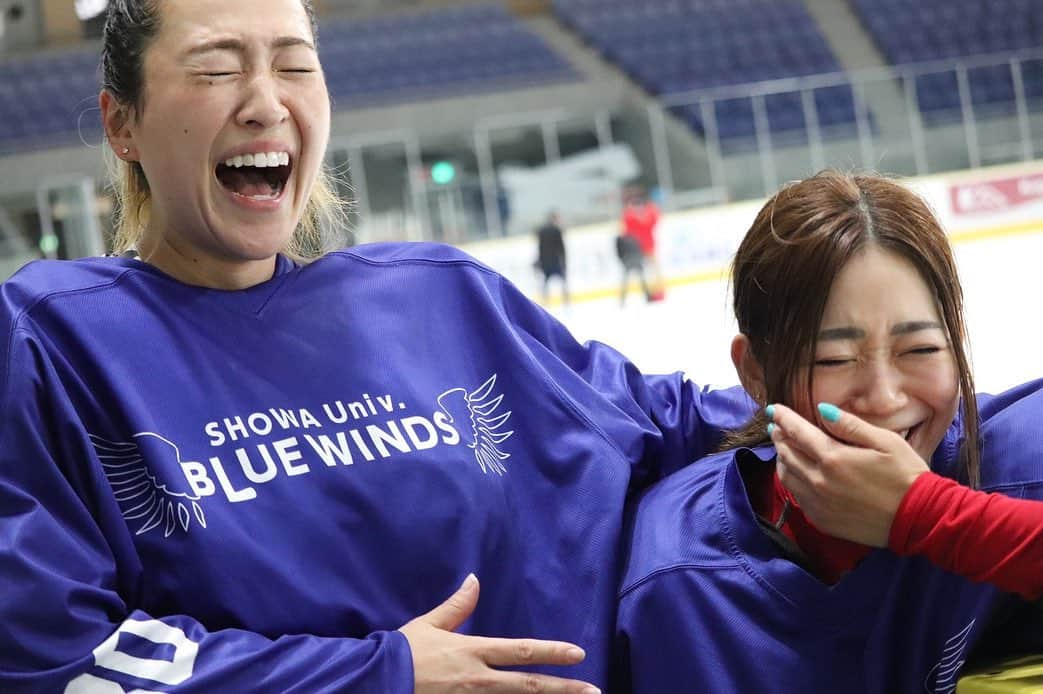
[820,248,942,329]
[156,0,313,47]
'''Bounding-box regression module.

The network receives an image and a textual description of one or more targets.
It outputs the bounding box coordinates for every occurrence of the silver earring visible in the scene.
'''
[122,147,130,155]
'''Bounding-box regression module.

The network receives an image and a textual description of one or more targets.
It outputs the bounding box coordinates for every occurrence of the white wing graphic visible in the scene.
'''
[90,432,206,537]
[437,374,515,475]
[925,618,975,694]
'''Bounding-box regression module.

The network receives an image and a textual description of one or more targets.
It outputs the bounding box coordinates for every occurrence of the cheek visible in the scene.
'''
[906,360,960,458]
[804,369,851,416]
[911,357,960,415]
[300,85,330,125]
[924,372,960,422]
[295,100,329,164]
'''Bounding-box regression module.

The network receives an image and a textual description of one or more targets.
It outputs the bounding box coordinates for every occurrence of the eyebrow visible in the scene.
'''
[817,321,944,341]
[183,36,315,58]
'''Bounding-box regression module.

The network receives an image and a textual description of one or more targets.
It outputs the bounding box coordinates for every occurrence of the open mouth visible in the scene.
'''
[216,152,292,201]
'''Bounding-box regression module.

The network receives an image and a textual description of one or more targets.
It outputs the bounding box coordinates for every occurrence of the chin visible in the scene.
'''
[231,232,295,260]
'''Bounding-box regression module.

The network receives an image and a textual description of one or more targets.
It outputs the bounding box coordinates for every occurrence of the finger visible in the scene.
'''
[770,403,876,466]
[475,636,587,668]
[769,417,830,474]
[418,573,479,632]
[773,411,882,480]
[771,436,817,490]
[813,402,899,451]
[767,404,836,459]
[487,670,601,694]
[774,441,832,516]
[775,456,816,512]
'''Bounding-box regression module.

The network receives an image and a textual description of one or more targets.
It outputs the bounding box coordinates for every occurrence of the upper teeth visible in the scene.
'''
[224,152,290,168]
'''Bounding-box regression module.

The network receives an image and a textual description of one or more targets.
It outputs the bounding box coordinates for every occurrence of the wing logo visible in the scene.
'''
[925,618,975,694]
[90,432,207,537]
[437,374,515,475]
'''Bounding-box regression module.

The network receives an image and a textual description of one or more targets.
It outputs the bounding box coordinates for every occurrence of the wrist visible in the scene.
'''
[888,471,942,553]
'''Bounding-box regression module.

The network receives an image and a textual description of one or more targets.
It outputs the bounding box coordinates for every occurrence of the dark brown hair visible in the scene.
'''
[723,170,980,487]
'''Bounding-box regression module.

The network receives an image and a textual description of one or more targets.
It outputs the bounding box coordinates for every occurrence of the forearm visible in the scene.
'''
[7,609,413,694]
[889,472,1043,600]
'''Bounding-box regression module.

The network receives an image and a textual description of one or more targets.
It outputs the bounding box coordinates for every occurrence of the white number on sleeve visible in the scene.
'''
[64,618,199,693]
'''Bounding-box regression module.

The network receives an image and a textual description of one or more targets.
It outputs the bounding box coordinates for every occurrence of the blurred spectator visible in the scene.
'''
[535,211,569,306]
[619,185,665,304]
[0,3,23,51]
[616,229,651,306]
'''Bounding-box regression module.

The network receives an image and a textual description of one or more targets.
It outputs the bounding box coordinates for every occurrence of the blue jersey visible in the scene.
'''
[0,243,753,693]
[615,381,1043,693]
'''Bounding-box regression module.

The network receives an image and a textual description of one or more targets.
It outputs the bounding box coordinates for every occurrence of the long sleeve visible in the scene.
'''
[0,327,414,693]
[496,274,756,488]
[889,472,1043,601]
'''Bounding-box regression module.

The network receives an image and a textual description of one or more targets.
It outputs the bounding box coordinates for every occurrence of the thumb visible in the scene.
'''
[417,573,479,632]
[816,402,889,450]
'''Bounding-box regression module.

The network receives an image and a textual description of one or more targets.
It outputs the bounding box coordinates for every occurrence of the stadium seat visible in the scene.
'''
[552,0,862,146]
[319,4,574,108]
[849,0,1043,120]
[0,3,575,152]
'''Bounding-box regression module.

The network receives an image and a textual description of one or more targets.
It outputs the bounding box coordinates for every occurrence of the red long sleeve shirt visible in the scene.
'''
[889,472,1043,601]
[753,467,1043,599]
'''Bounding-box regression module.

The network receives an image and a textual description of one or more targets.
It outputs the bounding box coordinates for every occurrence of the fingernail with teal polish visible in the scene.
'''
[767,423,775,436]
[818,402,841,423]
[765,404,776,420]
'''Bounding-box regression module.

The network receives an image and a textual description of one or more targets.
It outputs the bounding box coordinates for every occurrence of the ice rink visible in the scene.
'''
[550,226,1043,395]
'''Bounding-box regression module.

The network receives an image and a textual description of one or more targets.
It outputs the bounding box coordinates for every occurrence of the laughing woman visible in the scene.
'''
[0,1,756,692]
[615,171,1043,692]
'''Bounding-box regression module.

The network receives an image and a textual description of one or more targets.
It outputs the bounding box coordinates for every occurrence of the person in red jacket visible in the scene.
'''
[619,186,664,304]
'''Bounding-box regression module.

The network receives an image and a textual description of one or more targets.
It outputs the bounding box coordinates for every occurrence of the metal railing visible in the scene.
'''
[648,48,1043,203]
[324,50,1043,244]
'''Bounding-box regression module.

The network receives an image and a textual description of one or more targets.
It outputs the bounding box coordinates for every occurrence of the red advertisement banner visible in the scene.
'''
[950,172,1043,216]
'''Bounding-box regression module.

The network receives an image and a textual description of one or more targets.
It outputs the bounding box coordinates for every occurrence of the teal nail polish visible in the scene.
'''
[818,402,841,423]
[765,404,776,420]
[767,423,775,436]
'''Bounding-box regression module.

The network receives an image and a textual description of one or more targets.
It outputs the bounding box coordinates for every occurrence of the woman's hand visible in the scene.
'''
[768,403,930,547]
[399,574,600,694]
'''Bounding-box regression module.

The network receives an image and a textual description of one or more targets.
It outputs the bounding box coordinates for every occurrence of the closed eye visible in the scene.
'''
[904,346,942,356]
[814,358,854,367]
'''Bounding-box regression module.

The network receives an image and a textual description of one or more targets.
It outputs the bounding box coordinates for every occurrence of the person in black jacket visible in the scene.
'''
[535,211,570,306]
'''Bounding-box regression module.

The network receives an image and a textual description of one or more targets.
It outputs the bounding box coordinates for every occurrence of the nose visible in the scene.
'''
[849,357,908,420]
[237,72,289,129]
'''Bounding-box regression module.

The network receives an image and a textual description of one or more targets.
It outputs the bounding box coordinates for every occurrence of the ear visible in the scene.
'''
[731,333,767,405]
[100,90,136,161]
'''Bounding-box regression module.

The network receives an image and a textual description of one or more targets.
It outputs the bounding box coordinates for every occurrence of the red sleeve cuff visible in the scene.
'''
[888,471,948,555]
[887,471,1043,600]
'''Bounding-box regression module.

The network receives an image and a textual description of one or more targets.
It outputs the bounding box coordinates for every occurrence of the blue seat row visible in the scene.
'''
[849,0,1043,120]
[0,2,574,153]
[318,3,573,106]
[552,0,859,143]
